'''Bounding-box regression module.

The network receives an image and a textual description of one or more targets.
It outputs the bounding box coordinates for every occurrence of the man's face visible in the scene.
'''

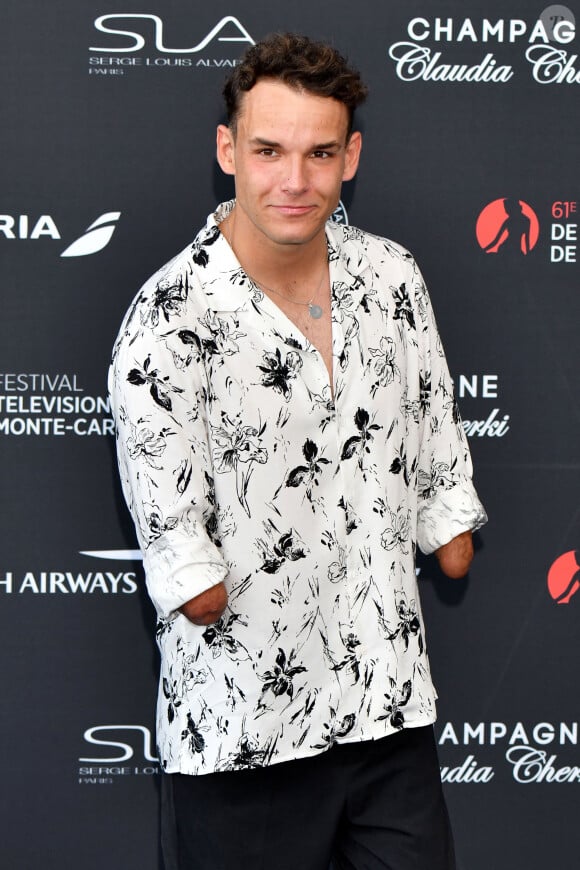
[216,79,362,250]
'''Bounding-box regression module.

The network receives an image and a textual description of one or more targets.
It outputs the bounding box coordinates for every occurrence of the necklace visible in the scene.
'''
[222,211,327,319]
[249,271,326,320]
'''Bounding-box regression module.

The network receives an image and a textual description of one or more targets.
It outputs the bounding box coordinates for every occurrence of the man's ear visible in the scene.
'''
[216,124,236,176]
[342,131,362,182]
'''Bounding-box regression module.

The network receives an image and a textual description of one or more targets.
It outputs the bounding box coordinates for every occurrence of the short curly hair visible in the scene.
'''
[223,33,368,137]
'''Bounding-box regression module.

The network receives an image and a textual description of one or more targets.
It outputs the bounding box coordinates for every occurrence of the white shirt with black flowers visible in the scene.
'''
[109,200,487,775]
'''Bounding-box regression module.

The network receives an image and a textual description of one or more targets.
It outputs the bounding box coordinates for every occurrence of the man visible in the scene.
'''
[109,32,486,870]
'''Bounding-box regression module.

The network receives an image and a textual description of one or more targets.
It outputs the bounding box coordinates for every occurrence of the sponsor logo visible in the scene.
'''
[548,551,580,603]
[330,201,349,225]
[388,42,514,84]
[79,725,159,784]
[0,212,120,256]
[402,12,575,44]
[387,7,578,85]
[550,200,578,262]
[89,14,255,75]
[475,197,578,263]
[0,551,139,595]
[476,198,540,256]
[81,549,142,561]
[456,373,510,439]
[438,720,580,784]
[61,213,121,257]
[439,720,578,746]
[0,372,113,437]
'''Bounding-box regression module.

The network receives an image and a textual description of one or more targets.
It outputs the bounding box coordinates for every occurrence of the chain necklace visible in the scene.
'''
[222,211,327,319]
[248,270,326,320]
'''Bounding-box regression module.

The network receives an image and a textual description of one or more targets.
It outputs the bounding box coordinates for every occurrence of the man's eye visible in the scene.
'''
[312,151,331,159]
[259,149,277,157]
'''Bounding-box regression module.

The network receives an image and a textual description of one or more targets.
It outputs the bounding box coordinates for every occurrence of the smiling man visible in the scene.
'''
[109,32,486,870]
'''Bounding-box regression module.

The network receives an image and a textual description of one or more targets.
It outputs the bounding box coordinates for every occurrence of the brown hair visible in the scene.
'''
[223,33,368,137]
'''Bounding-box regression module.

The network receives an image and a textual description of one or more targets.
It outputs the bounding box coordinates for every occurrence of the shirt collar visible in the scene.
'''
[193,201,253,313]
[326,222,375,316]
[196,201,373,315]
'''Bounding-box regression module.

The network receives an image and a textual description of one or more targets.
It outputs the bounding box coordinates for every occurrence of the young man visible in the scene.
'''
[110,33,486,870]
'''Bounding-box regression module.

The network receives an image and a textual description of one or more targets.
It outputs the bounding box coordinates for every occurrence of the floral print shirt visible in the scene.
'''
[109,200,487,775]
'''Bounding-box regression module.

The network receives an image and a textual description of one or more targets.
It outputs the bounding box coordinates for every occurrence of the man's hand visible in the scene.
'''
[434,530,474,579]
[179,582,228,626]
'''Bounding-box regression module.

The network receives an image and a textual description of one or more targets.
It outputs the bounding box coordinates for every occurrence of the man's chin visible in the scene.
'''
[270,234,317,247]
[266,223,327,248]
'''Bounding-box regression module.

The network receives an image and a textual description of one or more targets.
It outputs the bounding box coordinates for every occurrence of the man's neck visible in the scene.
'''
[220,204,328,294]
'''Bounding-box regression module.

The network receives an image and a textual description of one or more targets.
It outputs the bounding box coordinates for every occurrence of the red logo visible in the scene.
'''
[476,198,540,255]
[547,551,580,604]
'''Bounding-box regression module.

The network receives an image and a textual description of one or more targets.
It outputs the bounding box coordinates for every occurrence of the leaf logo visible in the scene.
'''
[60,212,121,257]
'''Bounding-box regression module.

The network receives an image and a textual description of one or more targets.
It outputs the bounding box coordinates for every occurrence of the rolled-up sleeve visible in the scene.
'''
[108,277,228,618]
[413,264,487,555]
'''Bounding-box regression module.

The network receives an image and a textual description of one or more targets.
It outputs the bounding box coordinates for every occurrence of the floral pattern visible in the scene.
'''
[109,200,486,775]
[258,348,303,400]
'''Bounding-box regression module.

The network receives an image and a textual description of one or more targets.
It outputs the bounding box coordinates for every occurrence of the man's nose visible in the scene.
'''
[282,157,309,194]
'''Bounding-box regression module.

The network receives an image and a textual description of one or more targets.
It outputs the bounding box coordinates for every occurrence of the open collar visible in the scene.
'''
[195,202,374,318]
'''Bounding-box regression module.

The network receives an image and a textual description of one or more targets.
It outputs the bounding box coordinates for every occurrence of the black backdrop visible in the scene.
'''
[1,2,579,868]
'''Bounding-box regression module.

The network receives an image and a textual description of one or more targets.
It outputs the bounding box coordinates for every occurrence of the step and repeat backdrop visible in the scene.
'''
[1,1,579,868]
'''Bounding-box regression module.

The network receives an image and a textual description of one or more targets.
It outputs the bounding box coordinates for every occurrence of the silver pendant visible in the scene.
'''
[309,303,323,319]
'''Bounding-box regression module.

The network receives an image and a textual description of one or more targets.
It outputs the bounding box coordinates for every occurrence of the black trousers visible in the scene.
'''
[162,725,456,870]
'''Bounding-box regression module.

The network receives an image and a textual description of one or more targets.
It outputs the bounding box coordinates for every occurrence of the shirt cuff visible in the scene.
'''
[142,533,229,618]
[417,479,487,555]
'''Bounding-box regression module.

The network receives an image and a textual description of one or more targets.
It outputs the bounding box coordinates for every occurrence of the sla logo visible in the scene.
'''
[78,725,159,782]
[0,212,121,257]
[476,198,540,255]
[80,725,158,762]
[90,14,254,54]
[548,551,580,604]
